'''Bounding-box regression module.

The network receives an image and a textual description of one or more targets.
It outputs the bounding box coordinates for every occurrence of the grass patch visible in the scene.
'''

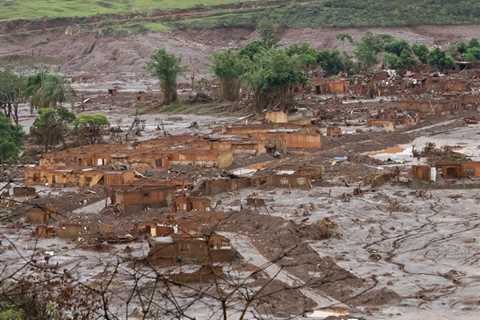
[0,0,255,21]
[143,22,171,33]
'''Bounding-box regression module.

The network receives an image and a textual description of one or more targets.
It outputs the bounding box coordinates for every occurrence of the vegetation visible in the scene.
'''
[30,107,76,152]
[256,18,281,48]
[211,50,248,101]
[353,33,392,70]
[382,39,419,71]
[0,71,26,125]
[285,43,318,70]
[0,0,254,21]
[5,1,480,32]
[317,50,353,76]
[239,40,269,61]
[25,72,69,109]
[0,305,24,320]
[74,114,110,145]
[243,48,307,111]
[0,114,24,163]
[427,48,455,71]
[412,43,430,64]
[148,49,185,105]
[205,33,480,112]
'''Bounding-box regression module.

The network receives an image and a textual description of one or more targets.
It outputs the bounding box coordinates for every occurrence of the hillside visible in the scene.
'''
[176,0,480,29]
[0,0,254,21]
[2,0,480,30]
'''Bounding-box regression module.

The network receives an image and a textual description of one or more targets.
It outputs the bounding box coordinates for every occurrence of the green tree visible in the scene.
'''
[243,48,307,112]
[465,47,480,62]
[239,40,268,60]
[74,114,109,145]
[412,43,430,64]
[30,107,76,152]
[147,49,184,105]
[427,48,455,71]
[256,18,281,48]
[456,42,469,55]
[25,72,68,109]
[384,50,417,71]
[316,50,352,76]
[211,49,248,101]
[286,43,318,69]
[353,33,395,70]
[0,114,24,163]
[468,38,480,49]
[384,39,411,56]
[0,71,26,125]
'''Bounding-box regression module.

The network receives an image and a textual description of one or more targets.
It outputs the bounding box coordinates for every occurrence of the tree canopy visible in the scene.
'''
[74,114,110,145]
[286,43,318,69]
[211,49,248,80]
[239,40,269,61]
[317,49,353,76]
[210,49,248,101]
[0,114,24,163]
[30,107,76,152]
[243,48,307,111]
[25,72,68,109]
[147,49,184,105]
[427,48,455,71]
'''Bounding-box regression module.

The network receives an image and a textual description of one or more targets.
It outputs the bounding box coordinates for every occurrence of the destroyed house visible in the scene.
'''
[208,137,266,155]
[368,109,419,128]
[135,134,201,150]
[135,212,225,238]
[39,144,130,167]
[116,148,234,170]
[265,111,288,123]
[425,77,471,93]
[412,162,480,181]
[109,184,178,212]
[327,127,342,137]
[435,161,480,179]
[25,166,105,188]
[392,97,478,116]
[174,196,211,212]
[147,233,234,266]
[253,165,323,189]
[312,78,349,95]
[223,125,321,149]
[411,165,434,182]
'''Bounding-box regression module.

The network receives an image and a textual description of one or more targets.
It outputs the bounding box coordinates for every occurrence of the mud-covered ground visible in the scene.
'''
[3,24,480,85]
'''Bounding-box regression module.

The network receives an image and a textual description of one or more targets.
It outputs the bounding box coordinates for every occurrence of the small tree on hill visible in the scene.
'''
[0,114,24,163]
[74,114,109,145]
[148,49,184,105]
[30,107,76,152]
[211,50,248,101]
[244,48,307,112]
[256,18,281,48]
